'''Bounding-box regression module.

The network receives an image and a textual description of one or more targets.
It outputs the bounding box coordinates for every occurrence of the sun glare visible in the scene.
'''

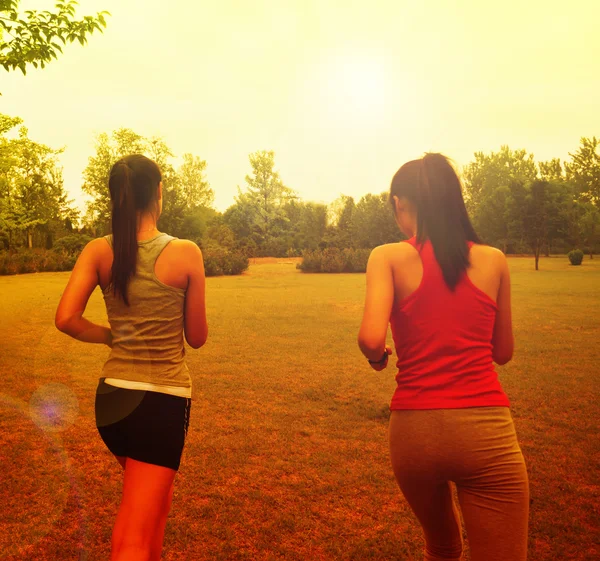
[321,53,389,121]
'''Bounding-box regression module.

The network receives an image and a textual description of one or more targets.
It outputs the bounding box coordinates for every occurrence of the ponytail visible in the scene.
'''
[109,162,138,305]
[391,153,481,290]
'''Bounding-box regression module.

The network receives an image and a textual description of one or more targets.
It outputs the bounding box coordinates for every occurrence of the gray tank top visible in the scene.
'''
[101,232,191,388]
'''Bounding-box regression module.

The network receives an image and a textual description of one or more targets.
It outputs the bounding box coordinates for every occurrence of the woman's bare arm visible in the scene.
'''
[491,251,514,365]
[358,245,394,366]
[182,241,208,349]
[55,239,112,346]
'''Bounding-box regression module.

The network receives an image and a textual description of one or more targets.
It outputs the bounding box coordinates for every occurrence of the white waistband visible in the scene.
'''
[103,377,192,398]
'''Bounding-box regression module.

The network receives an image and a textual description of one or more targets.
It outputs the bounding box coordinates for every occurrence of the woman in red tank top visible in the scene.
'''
[358,154,529,561]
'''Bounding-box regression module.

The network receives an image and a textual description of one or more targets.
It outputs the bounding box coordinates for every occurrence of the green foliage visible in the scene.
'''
[579,203,600,258]
[237,150,296,244]
[52,233,92,256]
[0,247,75,275]
[81,129,214,238]
[0,113,77,249]
[350,193,402,249]
[201,245,249,276]
[298,247,371,273]
[0,0,109,76]
[463,145,538,216]
[178,153,213,208]
[565,137,600,206]
[568,249,584,266]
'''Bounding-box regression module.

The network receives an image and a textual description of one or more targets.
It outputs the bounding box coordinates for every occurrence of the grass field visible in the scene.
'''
[0,256,599,561]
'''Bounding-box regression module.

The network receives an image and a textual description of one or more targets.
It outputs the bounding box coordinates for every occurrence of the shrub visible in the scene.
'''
[343,248,370,273]
[298,247,372,273]
[0,249,76,275]
[298,250,322,272]
[321,248,346,273]
[200,244,249,276]
[0,231,9,250]
[223,252,249,275]
[52,234,93,256]
[568,249,584,266]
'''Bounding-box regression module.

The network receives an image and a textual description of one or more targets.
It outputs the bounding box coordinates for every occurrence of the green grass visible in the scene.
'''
[0,256,598,560]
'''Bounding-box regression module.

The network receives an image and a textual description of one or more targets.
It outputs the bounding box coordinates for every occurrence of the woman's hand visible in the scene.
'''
[369,345,393,372]
[104,327,113,348]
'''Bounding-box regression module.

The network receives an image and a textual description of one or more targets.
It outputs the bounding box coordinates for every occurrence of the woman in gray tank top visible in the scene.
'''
[56,154,208,560]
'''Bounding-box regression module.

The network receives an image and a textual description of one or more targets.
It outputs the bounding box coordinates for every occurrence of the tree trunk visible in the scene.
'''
[27,230,33,249]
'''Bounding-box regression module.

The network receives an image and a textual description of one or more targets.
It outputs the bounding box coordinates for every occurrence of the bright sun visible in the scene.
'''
[323,54,388,120]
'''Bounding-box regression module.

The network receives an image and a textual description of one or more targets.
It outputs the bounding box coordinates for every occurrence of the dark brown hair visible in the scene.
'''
[108,154,161,305]
[389,153,481,290]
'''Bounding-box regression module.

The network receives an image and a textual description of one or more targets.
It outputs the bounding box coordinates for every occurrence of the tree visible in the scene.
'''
[0,0,109,76]
[351,192,401,249]
[579,202,600,259]
[82,129,146,234]
[237,150,296,252]
[538,158,564,182]
[565,137,600,207]
[284,200,328,252]
[0,114,75,248]
[324,194,355,248]
[178,153,214,208]
[463,146,538,216]
[223,195,256,244]
[508,180,569,270]
[474,185,512,252]
[82,130,215,241]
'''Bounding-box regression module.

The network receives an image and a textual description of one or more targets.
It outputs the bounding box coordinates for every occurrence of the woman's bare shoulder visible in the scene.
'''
[470,243,506,268]
[380,241,419,260]
[88,236,112,254]
[167,238,201,254]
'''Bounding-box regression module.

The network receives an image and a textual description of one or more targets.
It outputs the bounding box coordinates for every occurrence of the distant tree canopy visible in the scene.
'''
[81,128,216,240]
[2,111,599,271]
[0,0,108,76]
[461,139,600,266]
[0,112,76,249]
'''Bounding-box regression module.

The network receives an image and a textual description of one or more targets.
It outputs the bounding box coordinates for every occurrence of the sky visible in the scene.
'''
[1,0,599,213]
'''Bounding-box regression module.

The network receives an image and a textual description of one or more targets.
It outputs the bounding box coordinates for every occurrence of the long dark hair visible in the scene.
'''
[389,153,481,290]
[108,154,161,305]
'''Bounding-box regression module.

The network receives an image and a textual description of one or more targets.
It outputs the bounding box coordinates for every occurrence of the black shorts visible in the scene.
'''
[95,378,191,471]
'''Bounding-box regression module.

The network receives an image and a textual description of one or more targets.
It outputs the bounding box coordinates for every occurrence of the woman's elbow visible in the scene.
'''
[186,329,208,349]
[357,333,381,355]
[55,314,70,333]
[493,350,513,365]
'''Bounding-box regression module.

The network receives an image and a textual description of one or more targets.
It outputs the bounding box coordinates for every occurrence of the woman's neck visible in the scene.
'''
[136,216,159,240]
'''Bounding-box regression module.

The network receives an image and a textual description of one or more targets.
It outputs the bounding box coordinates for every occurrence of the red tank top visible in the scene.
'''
[389,237,510,410]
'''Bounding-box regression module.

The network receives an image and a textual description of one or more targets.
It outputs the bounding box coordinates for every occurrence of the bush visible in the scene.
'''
[0,231,9,250]
[224,252,250,275]
[568,249,584,266]
[52,234,93,256]
[321,248,346,273]
[201,244,249,276]
[0,249,76,275]
[342,248,370,273]
[298,247,371,273]
[297,250,322,272]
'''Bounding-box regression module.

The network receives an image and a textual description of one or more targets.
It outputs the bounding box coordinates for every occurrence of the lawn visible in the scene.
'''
[0,256,598,560]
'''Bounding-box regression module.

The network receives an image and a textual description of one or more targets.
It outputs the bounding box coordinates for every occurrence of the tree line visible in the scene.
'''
[1,113,599,271]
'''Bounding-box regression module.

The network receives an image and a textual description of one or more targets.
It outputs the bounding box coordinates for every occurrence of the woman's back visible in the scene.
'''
[100,232,191,388]
[386,238,510,410]
[388,240,502,304]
